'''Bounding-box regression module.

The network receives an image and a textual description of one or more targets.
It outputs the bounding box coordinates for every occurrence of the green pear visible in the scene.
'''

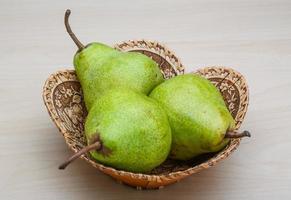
[59,88,172,173]
[64,10,164,110]
[150,74,250,160]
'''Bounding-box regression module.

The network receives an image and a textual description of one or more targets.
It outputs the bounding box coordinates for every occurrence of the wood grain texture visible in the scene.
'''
[0,0,290,199]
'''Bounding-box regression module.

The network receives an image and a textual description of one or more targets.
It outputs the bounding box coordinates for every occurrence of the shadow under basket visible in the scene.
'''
[42,40,249,189]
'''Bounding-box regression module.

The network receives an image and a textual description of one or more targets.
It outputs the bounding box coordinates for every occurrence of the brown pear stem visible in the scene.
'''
[225,130,251,138]
[59,141,101,170]
[64,9,85,50]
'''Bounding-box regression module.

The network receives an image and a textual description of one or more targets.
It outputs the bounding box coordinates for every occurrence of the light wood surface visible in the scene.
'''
[1,0,291,199]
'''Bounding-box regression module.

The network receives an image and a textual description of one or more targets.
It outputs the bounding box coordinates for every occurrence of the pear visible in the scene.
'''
[59,89,172,173]
[149,74,250,160]
[64,10,164,110]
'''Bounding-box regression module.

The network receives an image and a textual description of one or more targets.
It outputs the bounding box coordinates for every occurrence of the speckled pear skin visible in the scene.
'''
[150,74,236,160]
[85,88,172,173]
[74,42,164,110]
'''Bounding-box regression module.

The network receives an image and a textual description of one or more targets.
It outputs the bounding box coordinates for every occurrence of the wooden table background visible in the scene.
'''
[1,0,290,199]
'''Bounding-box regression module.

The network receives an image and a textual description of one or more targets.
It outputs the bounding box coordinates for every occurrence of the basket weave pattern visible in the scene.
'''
[43,40,249,189]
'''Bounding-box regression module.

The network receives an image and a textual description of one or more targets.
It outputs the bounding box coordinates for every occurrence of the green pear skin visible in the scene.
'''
[85,88,172,173]
[149,74,235,160]
[74,43,164,110]
[64,10,164,111]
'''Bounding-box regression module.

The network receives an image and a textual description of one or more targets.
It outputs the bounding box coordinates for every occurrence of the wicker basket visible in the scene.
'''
[42,40,249,189]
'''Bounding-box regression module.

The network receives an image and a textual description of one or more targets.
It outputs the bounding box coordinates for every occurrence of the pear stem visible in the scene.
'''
[59,141,101,170]
[64,9,85,50]
[225,130,251,138]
